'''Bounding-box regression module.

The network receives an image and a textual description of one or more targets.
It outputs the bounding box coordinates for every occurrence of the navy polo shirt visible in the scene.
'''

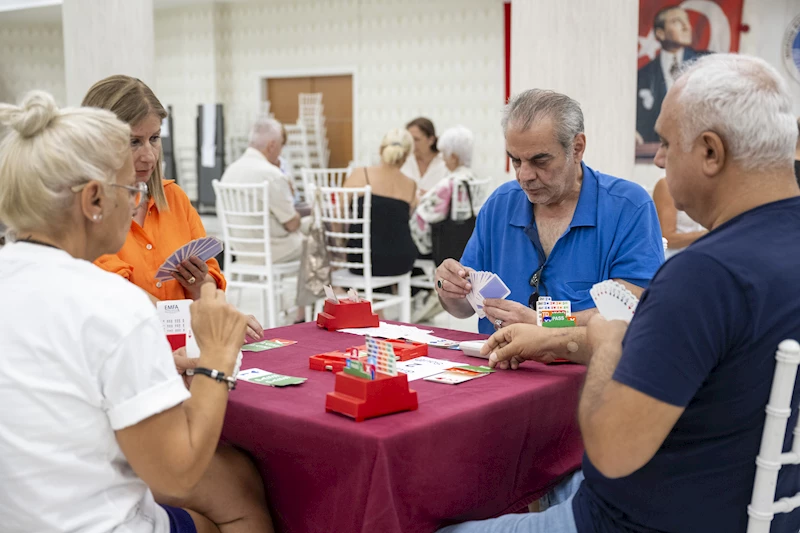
[460,162,664,334]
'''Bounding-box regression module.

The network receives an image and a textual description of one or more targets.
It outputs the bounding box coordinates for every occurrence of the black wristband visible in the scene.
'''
[192,367,236,390]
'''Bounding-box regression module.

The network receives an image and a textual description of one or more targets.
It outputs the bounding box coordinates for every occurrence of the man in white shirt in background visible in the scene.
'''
[221,117,305,264]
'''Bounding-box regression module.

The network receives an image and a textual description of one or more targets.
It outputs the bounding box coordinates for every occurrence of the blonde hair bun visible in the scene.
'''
[379,128,413,166]
[0,91,59,139]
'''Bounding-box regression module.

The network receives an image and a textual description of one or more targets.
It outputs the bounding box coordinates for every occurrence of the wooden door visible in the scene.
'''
[264,74,353,168]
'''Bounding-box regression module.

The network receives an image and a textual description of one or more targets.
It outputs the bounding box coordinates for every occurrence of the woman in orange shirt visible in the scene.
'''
[84,75,262,338]
[82,75,273,532]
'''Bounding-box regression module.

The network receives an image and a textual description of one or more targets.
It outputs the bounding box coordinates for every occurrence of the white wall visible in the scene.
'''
[1,0,796,194]
[511,0,638,182]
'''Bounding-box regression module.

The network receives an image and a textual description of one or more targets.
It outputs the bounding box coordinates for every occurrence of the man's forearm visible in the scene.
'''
[578,340,624,430]
[438,294,475,319]
[539,326,594,365]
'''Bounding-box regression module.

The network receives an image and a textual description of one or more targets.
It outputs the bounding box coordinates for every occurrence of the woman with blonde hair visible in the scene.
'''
[344,128,419,276]
[83,76,262,351]
[0,91,271,533]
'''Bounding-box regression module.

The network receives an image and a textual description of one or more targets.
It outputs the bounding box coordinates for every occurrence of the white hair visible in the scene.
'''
[248,116,283,151]
[676,53,796,171]
[437,126,474,168]
[0,91,130,235]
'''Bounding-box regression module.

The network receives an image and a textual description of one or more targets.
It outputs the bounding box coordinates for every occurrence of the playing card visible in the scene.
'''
[479,275,511,300]
[155,238,224,279]
[467,271,510,318]
[590,280,639,322]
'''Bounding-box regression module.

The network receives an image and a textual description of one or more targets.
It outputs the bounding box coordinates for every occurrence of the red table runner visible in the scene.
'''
[222,322,586,533]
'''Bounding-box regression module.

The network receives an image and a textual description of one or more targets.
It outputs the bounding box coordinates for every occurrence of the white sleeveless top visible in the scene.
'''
[666,210,705,258]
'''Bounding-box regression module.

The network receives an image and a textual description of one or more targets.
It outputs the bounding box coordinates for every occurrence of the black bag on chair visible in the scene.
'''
[430,182,476,267]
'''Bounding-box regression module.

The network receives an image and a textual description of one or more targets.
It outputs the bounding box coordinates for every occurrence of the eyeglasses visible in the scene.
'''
[71,181,148,207]
[527,266,544,309]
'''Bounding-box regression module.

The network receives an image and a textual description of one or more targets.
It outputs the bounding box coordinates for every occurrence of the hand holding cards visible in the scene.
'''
[155,237,223,281]
[590,280,639,322]
[466,271,510,318]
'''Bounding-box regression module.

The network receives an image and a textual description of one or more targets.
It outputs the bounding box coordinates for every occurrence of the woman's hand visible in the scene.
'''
[172,347,198,388]
[172,256,211,300]
[245,315,264,343]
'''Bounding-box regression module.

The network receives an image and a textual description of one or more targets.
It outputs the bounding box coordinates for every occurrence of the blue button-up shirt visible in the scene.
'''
[461,162,664,334]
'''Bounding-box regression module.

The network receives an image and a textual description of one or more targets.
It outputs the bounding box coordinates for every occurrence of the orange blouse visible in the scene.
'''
[95,180,226,300]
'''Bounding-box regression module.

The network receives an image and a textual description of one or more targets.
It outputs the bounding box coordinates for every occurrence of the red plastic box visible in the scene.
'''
[325,371,418,422]
[316,298,380,331]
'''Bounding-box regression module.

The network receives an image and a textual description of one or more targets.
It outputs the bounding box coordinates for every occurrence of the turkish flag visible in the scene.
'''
[637,0,744,69]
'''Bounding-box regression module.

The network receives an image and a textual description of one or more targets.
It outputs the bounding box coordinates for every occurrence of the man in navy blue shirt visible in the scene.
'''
[434,89,664,339]
[440,54,800,533]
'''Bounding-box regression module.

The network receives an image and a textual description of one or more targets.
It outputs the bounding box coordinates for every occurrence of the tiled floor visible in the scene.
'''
[201,214,479,334]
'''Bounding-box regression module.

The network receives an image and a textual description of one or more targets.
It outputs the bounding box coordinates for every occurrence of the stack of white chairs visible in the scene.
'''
[212,179,301,329]
[747,339,800,532]
[409,177,493,322]
[298,93,329,168]
[310,184,411,322]
[282,123,312,200]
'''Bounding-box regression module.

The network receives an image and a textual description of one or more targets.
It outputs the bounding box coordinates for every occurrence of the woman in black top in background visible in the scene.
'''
[345,129,418,276]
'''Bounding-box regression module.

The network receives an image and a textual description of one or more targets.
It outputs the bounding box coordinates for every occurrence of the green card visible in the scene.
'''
[237,368,306,387]
[241,338,297,352]
[458,365,495,373]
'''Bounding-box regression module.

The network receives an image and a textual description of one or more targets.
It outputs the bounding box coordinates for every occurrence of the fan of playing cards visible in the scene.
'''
[590,280,639,322]
[155,237,223,281]
[466,271,511,318]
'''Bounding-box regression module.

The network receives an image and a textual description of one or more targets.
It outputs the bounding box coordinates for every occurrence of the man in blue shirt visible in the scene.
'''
[439,54,800,533]
[435,89,664,337]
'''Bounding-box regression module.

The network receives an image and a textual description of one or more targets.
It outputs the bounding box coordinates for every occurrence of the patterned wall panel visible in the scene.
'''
[0,22,66,105]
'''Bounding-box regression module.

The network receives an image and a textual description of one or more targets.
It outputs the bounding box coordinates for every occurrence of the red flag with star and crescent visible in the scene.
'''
[635,0,744,159]
[638,0,744,67]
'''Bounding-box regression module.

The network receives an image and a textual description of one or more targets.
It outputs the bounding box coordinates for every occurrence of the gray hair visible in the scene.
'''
[676,54,796,171]
[0,91,130,235]
[248,116,283,151]
[437,125,474,168]
[502,89,584,152]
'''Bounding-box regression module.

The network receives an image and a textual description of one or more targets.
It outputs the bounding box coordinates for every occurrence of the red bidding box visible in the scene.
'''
[325,371,418,422]
[316,298,379,331]
[309,339,427,373]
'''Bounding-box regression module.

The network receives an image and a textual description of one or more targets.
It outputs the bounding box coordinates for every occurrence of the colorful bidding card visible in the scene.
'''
[241,338,297,352]
[237,368,306,387]
[424,365,494,385]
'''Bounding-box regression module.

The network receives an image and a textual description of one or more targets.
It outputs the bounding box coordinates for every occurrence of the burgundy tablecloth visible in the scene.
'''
[222,322,586,533]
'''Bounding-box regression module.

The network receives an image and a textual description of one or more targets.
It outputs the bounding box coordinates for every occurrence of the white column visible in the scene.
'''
[62,0,155,105]
[510,0,639,180]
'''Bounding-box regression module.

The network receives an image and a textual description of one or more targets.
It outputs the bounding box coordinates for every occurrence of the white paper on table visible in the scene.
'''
[396,357,467,381]
[200,103,216,168]
[338,321,433,340]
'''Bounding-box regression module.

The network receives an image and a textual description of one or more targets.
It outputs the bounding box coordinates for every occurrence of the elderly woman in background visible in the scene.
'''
[0,91,272,533]
[83,75,263,340]
[344,128,419,277]
[401,117,448,193]
[410,125,479,257]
